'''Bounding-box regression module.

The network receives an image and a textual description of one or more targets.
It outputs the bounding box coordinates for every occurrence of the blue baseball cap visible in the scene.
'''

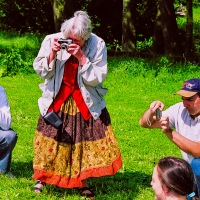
[175,78,200,97]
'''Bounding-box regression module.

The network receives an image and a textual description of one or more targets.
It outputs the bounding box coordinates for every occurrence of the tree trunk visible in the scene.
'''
[51,0,79,32]
[122,0,136,53]
[153,3,164,54]
[185,0,193,59]
[153,0,180,56]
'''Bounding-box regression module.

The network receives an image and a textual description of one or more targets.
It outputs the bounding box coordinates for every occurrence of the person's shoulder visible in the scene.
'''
[0,86,5,91]
[175,102,184,109]
[163,102,184,117]
[87,33,106,49]
[44,32,64,41]
[0,86,6,97]
[90,33,104,42]
[166,102,184,114]
[169,102,183,109]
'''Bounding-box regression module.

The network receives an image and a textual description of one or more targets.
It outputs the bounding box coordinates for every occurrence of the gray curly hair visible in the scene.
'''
[60,11,93,41]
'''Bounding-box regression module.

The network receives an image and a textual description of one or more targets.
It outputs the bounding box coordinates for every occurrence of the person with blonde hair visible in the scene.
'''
[32,10,122,199]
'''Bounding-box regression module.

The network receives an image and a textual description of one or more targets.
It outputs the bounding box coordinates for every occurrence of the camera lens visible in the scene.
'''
[61,44,67,49]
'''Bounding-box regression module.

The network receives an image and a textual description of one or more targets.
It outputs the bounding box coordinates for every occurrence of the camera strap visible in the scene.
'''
[52,73,55,111]
[42,53,63,129]
[52,54,58,111]
[48,50,64,112]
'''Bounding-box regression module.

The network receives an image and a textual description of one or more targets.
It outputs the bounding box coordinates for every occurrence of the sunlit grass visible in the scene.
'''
[0,55,199,199]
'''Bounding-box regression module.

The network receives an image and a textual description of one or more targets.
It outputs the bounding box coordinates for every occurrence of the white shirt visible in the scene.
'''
[0,86,11,130]
[163,102,200,163]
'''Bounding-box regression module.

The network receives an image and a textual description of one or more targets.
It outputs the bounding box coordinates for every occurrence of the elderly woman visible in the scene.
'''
[32,10,122,199]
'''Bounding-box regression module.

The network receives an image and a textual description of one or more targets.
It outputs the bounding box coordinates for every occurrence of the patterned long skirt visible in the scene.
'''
[32,96,122,188]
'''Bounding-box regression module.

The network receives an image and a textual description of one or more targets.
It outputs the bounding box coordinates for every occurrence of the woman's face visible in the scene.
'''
[67,32,85,47]
[151,165,166,200]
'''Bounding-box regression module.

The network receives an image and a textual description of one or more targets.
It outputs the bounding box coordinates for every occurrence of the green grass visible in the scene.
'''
[0,56,199,199]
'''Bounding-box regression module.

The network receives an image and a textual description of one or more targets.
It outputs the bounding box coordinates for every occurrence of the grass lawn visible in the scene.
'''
[1,55,199,199]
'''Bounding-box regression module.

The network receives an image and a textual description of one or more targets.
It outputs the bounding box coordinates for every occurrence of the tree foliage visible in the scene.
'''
[0,0,197,58]
[0,0,157,45]
[0,0,54,33]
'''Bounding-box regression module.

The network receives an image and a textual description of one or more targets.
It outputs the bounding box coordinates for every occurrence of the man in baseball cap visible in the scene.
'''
[139,78,200,197]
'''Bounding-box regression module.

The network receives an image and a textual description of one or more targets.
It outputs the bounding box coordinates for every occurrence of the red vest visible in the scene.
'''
[48,56,92,120]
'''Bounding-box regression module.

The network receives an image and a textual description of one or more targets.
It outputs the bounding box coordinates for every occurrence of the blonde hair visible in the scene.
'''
[60,11,93,41]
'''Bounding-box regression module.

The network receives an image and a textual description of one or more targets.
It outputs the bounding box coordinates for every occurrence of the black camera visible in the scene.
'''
[155,108,162,120]
[58,38,72,50]
[43,110,62,129]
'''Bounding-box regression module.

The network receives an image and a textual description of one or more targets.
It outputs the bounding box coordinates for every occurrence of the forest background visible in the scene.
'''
[0,0,200,60]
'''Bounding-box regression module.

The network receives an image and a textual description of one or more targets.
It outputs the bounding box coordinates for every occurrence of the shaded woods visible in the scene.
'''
[0,0,199,61]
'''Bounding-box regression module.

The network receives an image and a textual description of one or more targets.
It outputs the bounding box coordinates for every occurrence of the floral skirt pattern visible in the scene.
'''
[32,96,122,188]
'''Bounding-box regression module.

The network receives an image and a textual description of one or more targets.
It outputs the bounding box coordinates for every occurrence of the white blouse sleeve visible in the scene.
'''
[78,37,107,87]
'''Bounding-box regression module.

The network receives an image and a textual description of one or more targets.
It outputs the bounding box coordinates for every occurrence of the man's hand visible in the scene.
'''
[150,100,164,113]
[149,100,165,120]
[160,116,172,133]
[139,100,165,128]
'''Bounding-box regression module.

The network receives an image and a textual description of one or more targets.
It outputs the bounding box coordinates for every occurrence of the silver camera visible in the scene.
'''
[155,108,162,120]
[58,38,72,50]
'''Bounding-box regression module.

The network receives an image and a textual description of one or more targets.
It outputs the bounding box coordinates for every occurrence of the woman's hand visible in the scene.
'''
[48,38,61,64]
[51,38,61,54]
[67,44,86,65]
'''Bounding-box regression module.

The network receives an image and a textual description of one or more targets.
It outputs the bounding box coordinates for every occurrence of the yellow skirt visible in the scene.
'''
[32,96,122,188]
